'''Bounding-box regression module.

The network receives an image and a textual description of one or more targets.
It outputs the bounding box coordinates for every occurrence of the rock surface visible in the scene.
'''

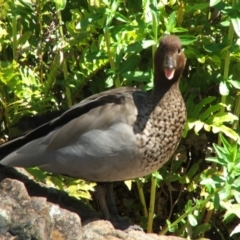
[0,166,185,240]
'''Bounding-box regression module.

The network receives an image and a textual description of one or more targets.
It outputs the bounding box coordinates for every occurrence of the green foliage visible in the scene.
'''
[1,0,240,239]
[202,135,240,237]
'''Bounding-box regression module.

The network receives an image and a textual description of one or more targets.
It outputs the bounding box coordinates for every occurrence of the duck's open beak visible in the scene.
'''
[164,68,175,80]
[164,56,176,80]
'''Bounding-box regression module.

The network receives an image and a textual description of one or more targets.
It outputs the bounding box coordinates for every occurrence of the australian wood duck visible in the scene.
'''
[0,35,186,226]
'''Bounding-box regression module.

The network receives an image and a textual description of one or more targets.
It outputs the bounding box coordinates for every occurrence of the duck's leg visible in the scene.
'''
[96,182,132,230]
[95,184,111,220]
[96,182,119,219]
[105,182,119,218]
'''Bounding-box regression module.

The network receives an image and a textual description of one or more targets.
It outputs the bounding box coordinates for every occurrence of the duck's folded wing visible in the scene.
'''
[0,87,140,159]
[1,91,142,181]
[1,121,141,182]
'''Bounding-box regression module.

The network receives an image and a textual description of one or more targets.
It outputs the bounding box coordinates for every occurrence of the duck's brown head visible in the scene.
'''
[154,35,186,86]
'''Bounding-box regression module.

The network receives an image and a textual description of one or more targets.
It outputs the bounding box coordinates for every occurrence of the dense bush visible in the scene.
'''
[1,0,240,238]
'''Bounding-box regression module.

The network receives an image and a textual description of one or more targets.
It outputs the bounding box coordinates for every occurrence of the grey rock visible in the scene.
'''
[0,166,186,240]
[82,220,186,240]
[0,178,82,240]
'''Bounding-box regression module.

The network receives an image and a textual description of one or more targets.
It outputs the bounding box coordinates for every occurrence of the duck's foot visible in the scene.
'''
[107,215,143,231]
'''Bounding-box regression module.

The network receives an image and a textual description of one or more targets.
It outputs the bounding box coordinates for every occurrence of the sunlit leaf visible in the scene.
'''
[172,27,188,33]
[219,81,229,96]
[53,0,66,10]
[210,0,221,7]
[188,214,198,226]
[228,80,240,89]
[210,112,238,125]
[224,204,240,221]
[165,11,176,32]
[231,17,240,37]
[213,125,240,142]
[179,35,197,45]
[17,31,32,45]
[194,120,204,134]
[121,71,151,82]
[230,224,240,237]
[199,104,222,121]
[124,180,132,190]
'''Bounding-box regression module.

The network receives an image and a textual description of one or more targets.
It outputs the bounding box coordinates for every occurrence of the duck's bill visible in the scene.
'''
[164,68,175,80]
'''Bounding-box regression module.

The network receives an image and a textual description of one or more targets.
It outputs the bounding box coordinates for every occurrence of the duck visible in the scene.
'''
[0,35,186,227]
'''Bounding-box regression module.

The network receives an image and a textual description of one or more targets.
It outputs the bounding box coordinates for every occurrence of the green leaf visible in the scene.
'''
[121,71,151,82]
[192,96,216,117]
[193,223,211,236]
[200,176,225,185]
[206,155,228,166]
[165,11,176,33]
[126,40,155,53]
[194,120,204,134]
[185,3,209,12]
[188,214,198,226]
[219,81,229,95]
[26,167,47,182]
[76,13,103,29]
[114,12,129,23]
[17,31,32,45]
[210,112,238,125]
[172,27,188,33]
[53,0,66,10]
[199,104,222,121]
[187,162,200,179]
[230,224,240,237]
[219,134,233,153]
[141,40,156,49]
[124,180,132,190]
[210,0,221,7]
[118,55,140,74]
[213,125,240,142]
[228,79,240,89]
[213,193,220,210]
[224,204,240,220]
[179,35,197,45]
[212,143,229,161]
[105,76,114,88]
[234,189,240,203]
[219,184,231,200]
[203,43,229,53]
[231,17,240,37]
[220,20,230,27]
[204,124,211,132]
[166,219,178,232]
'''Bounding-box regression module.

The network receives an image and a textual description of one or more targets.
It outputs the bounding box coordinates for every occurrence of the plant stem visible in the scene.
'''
[36,1,44,84]
[104,27,120,88]
[11,0,18,117]
[147,3,159,231]
[147,173,157,233]
[232,93,240,129]
[218,0,235,145]
[136,180,148,218]
[57,10,72,107]
[103,0,120,88]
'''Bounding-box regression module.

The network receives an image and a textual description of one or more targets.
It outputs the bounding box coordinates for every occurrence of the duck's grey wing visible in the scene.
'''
[0,87,140,159]
[1,89,147,182]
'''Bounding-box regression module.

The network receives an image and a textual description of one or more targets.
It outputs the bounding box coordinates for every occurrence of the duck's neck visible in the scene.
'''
[152,70,180,96]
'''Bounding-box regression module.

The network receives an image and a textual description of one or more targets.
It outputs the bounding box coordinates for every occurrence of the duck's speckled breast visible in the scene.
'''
[134,88,186,177]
